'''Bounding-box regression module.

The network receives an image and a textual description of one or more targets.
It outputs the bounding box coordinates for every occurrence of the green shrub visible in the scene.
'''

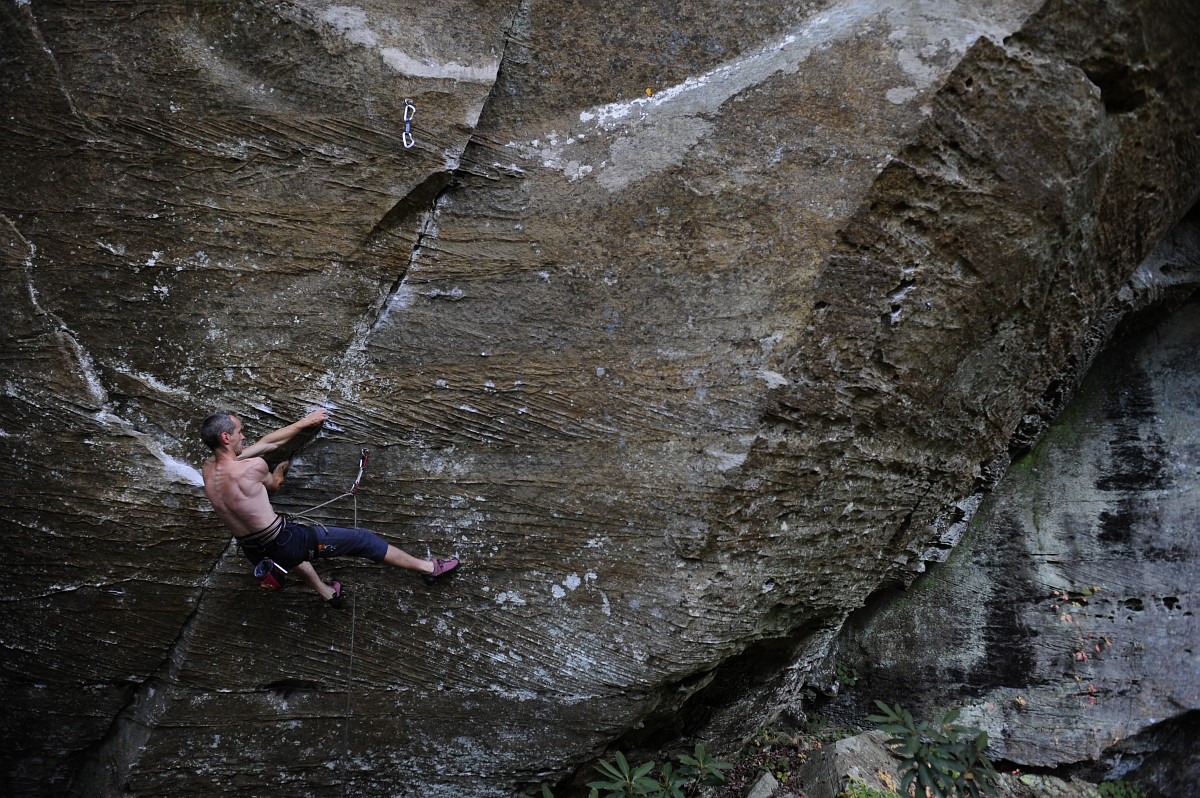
[588,751,659,798]
[837,777,903,798]
[533,744,731,798]
[868,701,999,798]
[1098,781,1144,798]
[836,664,859,687]
[675,743,732,789]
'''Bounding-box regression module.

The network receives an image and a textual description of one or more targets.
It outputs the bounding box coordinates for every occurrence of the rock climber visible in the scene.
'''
[199,408,459,607]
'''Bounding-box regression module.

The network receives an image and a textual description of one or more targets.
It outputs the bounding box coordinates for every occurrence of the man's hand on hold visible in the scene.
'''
[302,409,329,427]
[265,459,291,493]
[237,409,327,461]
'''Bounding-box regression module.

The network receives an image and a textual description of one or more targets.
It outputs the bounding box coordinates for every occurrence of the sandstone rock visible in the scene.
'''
[1,0,1198,795]
[821,290,1200,796]
[745,771,783,798]
[794,730,900,798]
[793,729,1107,798]
[994,774,1101,798]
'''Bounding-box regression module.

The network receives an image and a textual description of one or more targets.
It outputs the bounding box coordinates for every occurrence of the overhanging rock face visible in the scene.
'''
[1,0,1198,795]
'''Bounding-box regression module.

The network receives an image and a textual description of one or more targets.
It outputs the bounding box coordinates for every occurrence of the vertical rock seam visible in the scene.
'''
[69,542,243,797]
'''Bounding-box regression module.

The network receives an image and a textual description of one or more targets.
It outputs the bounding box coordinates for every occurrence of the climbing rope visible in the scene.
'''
[290,448,368,797]
[291,447,369,529]
[341,588,357,798]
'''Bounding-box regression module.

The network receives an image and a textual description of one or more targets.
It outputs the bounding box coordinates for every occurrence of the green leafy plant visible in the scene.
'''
[868,701,999,798]
[531,744,731,798]
[837,778,903,798]
[1098,781,1144,798]
[588,751,659,798]
[654,761,687,798]
[676,743,732,788]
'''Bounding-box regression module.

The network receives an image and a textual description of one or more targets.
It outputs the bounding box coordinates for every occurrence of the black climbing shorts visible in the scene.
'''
[239,519,389,569]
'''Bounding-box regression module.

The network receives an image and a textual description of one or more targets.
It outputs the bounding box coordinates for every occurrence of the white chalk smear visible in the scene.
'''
[757,370,789,388]
[521,0,1034,191]
[321,6,499,84]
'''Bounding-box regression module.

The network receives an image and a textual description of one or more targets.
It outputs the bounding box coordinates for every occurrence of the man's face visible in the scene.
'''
[225,417,246,454]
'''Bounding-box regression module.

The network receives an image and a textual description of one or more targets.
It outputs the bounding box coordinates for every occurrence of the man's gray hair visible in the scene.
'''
[200,412,237,450]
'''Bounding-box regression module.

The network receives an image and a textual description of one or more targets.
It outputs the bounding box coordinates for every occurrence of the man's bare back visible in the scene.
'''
[201,413,309,537]
[202,455,279,537]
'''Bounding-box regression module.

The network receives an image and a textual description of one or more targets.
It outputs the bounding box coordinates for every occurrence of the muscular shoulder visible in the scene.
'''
[205,456,268,492]
[238,456,269,475]
[233,457,270,486]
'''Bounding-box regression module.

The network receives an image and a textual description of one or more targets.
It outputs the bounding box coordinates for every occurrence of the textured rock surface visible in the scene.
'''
[794,730,901,798]
[793,730,1107,798]
[2,0,1199,795]
[822,289,1200,797]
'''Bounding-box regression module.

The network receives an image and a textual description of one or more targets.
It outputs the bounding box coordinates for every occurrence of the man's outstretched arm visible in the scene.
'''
[238,409,328,460]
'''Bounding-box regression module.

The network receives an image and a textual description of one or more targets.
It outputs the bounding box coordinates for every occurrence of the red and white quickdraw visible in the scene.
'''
[347,447,369,496]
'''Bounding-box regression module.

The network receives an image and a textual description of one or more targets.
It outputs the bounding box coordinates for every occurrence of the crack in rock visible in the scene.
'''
[316,181,456,403]
[69,541,242,797]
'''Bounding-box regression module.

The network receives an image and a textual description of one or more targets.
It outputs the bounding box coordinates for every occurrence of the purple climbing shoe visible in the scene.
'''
[422,557,460,585]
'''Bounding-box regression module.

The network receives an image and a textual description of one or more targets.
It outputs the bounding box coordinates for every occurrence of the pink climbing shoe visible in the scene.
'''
[422,557,460,585]
[326,580,343,609]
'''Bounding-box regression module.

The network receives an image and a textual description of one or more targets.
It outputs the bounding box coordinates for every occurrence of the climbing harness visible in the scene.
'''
[249,448,370,588]
[403,99,416,149]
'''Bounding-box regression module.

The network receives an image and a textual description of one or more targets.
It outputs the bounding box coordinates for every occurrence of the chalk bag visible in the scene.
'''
[254,558,288,590]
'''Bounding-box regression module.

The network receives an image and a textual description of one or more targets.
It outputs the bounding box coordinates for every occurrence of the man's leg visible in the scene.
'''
[383,544,460,583]
[310,525,458,580]
[382,544,436,574]
[295,561,337,600]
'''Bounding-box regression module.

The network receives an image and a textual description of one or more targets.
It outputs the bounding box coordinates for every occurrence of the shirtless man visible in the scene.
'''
[200,408,458,607]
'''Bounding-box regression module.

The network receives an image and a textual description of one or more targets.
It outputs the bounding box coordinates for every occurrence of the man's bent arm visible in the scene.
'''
[238,410,328,460]
[264,461,289,494]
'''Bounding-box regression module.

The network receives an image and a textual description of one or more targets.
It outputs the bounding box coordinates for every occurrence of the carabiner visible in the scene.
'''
[403,99,416,149]
[348,447,369,496]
